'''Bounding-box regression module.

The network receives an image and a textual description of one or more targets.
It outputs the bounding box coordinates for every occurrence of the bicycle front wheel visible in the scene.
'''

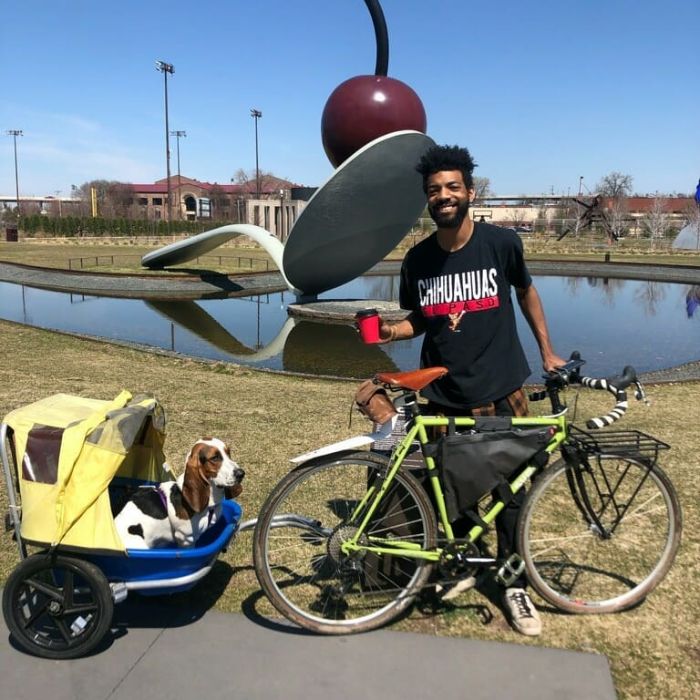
[253,451,437,634]
[518,455,681,614]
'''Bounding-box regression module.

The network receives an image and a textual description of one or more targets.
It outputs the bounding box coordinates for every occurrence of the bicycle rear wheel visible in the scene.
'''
[253,451,437,634]
[518,455,681,613]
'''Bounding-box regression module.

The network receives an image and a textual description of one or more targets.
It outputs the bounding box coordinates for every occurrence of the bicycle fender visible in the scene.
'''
[289,420,395,465]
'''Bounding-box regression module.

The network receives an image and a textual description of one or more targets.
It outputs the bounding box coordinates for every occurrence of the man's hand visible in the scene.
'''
[378,322,395,344]
[542,351,567,374]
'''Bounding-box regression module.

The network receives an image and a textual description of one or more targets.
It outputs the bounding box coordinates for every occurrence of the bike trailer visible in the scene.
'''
[1,391,243,659]
[2,390,170,553]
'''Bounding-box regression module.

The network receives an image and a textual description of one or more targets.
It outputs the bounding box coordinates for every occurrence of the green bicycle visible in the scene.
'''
[252,353,682,634]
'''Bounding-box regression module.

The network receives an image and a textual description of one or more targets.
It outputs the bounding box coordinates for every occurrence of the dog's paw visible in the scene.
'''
[225,484,243,499]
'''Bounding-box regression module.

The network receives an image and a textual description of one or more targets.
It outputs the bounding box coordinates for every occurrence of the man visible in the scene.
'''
[378,144,565,636]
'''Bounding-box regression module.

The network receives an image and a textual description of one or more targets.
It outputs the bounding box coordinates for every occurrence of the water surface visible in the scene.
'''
[1,275,698,382]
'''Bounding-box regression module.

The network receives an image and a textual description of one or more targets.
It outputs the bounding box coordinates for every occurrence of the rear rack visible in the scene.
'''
[569,426,670,463]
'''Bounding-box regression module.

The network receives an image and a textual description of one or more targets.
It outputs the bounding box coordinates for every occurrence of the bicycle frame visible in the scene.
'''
[339,413,569,563]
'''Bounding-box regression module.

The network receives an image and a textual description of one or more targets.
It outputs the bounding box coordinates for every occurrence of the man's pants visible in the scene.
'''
[425,388,529,589]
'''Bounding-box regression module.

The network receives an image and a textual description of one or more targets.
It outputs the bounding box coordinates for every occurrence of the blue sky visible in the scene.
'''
[1,0,698,198]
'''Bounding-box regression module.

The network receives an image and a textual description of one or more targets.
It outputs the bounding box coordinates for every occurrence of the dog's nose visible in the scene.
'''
[235,467,245,481]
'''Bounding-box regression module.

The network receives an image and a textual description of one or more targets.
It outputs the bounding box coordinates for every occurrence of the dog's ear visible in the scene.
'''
[181,443,211,513]
[224,484,243,499]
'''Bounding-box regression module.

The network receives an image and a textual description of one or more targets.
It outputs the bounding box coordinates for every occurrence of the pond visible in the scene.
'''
[1,275,699,382]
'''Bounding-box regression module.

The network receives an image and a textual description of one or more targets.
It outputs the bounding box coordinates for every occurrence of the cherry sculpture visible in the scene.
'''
[321,0,427,167]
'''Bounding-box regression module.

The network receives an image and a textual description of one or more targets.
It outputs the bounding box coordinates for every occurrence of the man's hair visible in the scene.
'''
[416,145,477,192]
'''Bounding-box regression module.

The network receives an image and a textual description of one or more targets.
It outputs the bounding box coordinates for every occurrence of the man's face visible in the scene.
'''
[426,170,475,228]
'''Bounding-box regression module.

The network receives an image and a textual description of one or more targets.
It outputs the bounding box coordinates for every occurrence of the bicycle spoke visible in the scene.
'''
[254,454,437,631]
[520,456,680,612]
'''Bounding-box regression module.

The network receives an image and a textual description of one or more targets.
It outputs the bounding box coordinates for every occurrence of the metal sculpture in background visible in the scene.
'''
[141,0,432,298]
[557,195,617,243]
[142,131,434,297]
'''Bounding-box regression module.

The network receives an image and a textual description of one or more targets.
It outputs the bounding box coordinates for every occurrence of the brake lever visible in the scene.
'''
[633,379,650,405]
[543,356,586,386]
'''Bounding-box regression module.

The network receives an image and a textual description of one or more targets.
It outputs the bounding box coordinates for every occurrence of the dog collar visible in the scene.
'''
[155,485,168,511]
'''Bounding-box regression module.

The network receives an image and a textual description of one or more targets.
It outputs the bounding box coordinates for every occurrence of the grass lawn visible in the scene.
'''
[0,240,278,275]
[0,321,698,698]
[2,233,700,275]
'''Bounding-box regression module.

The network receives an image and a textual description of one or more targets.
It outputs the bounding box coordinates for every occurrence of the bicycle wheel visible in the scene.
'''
[518,455,681,613]
[2,553,114,659]
[253,450,437,634]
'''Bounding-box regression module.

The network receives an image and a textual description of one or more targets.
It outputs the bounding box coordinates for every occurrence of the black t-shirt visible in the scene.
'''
[399,223,532,409]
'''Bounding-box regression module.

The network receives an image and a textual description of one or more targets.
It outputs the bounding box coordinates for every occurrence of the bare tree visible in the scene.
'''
[596,171,634,198]
[505,206,526,229]
[607,197,630,239]
[634,281,666,316]
[75,180,107,215]
[233,169,292,197]
[534,205,550,233]
[106,182,134,217]
[678,200,700,250]
[552,198,577,237]
[641,194,670,246]
[473,176,492,200]
[208,185,230,219]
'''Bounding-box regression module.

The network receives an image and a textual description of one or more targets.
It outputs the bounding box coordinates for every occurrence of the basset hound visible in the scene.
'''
[114,437,245,549]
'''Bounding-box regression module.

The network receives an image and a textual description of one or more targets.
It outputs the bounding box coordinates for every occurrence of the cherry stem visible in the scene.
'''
[364,0,389,76]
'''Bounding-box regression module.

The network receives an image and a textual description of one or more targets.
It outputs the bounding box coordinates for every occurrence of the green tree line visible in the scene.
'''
[15,214,231,238]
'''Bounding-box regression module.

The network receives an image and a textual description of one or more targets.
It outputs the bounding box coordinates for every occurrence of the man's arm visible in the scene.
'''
[379,312,426,343]
[515,284,566,372]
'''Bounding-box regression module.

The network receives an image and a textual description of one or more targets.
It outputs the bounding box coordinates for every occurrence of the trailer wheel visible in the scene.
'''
[2,553,114,659]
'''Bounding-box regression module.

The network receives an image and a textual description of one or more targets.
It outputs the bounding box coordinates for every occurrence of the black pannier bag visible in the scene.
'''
[428,417,552,523]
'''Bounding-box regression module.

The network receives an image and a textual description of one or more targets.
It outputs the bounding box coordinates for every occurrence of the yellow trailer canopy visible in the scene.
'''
[4,391,169,552]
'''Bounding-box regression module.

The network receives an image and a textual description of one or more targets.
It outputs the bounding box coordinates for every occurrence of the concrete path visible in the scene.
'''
[1,595,617,700]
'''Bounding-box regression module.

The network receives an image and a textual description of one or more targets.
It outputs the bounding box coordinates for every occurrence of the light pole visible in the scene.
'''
[279,188,285,241]
[5,129,23,217]
[578,176,584,197]
[156,60,175,224]
[250,108,262,200]
[170,129,186,219]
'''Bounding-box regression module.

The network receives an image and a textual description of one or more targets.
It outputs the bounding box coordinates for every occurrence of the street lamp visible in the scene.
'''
[5,129,23,217]
[279,188,285,241]
[250,108,262,199]
[170,129,186,219]
[578,176,584,197]
[156,60,175,224]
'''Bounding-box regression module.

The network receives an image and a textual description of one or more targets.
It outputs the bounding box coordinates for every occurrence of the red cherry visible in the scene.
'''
[321,75,427,167]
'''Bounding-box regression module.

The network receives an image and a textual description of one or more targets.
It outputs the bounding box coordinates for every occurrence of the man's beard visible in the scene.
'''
[428,198,470,228]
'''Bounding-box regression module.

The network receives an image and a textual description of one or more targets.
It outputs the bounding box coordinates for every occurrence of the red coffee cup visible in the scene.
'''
[356,308,381,344]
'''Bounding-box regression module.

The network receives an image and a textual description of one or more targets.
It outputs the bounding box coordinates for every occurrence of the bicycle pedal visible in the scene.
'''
[495,554,525,587]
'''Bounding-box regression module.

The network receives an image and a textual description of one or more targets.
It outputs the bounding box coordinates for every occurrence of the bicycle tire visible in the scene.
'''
[2,553,114,659]
[253,451,437,634]
[518,455,681,614]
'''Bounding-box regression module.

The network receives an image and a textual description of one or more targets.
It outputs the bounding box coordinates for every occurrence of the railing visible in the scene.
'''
[66,253,275,272]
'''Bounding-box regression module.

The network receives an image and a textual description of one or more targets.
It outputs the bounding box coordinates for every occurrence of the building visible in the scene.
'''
[128,175,313,241]
[469,195,694,235]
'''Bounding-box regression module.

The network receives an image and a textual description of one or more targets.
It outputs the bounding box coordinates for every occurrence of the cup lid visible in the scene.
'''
[355,308,379,318]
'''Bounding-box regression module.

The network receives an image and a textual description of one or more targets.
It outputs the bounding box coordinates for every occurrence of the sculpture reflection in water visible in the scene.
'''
[146,300,398,378]
[687,286,700,318]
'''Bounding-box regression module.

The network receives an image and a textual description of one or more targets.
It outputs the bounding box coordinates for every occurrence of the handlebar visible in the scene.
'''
[532,351,648,429]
